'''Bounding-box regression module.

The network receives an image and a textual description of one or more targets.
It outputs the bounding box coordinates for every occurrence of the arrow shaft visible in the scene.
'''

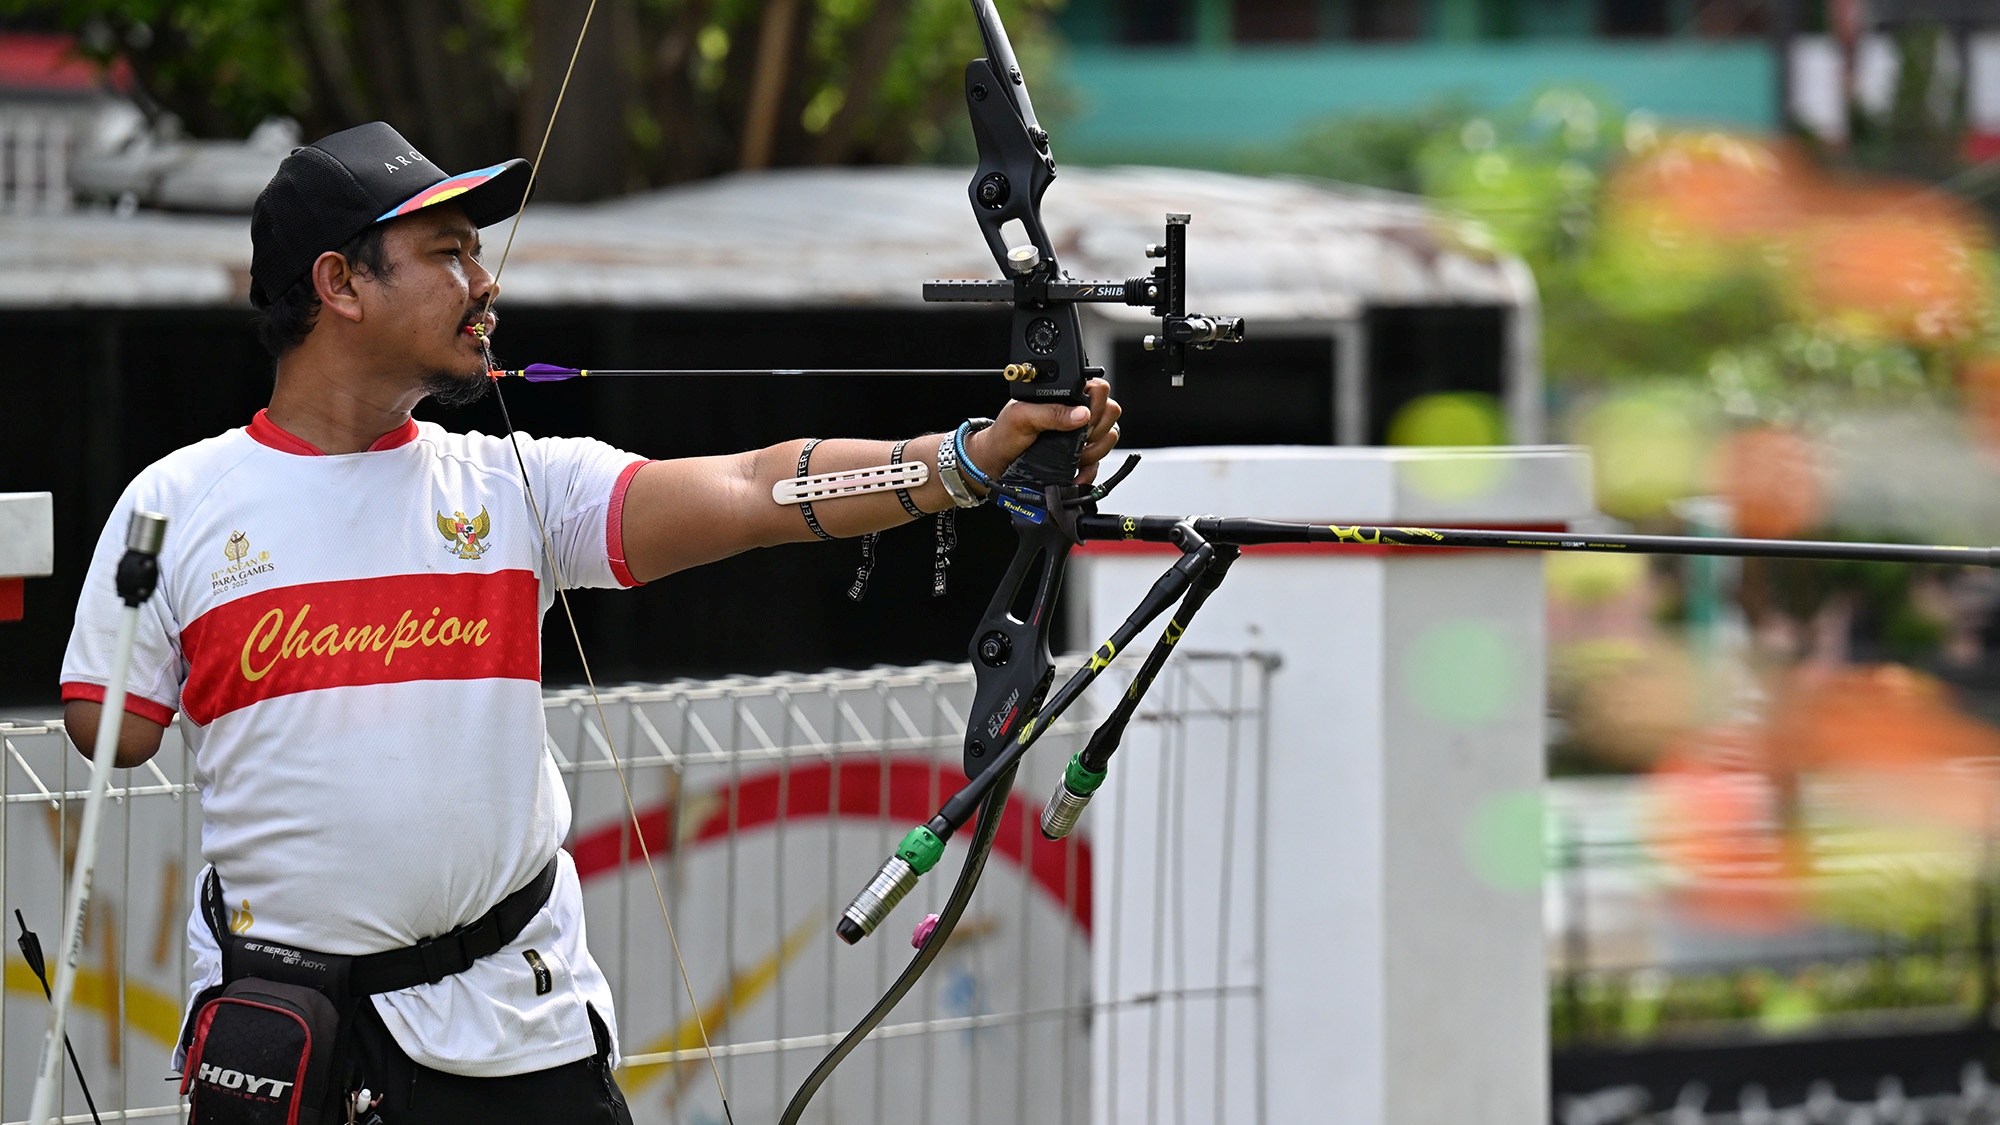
[492,367,995,381]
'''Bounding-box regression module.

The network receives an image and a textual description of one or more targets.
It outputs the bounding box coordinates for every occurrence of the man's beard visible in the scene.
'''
[420,366,492,408]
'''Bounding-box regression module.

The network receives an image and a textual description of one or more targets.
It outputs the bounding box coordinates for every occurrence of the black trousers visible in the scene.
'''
[346,1000,634,1125]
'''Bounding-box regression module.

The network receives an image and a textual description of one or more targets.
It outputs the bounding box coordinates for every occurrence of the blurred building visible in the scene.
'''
[1052,0,2000,166]
[0,32,133,212]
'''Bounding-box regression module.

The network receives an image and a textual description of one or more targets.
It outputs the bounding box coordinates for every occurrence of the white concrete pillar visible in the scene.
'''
[0,492,53,621]
[1077,447,1592,1125]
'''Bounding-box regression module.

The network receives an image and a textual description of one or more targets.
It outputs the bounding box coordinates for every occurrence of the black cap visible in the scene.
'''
[248,121,531,308]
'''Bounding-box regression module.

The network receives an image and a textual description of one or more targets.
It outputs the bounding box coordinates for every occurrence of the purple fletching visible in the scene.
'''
[523,363,582,382]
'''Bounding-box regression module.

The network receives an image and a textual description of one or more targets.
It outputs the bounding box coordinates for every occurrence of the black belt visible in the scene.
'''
[203,856,559,998]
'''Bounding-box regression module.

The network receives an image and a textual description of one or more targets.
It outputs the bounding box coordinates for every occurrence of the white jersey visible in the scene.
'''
[61,410,649,1076]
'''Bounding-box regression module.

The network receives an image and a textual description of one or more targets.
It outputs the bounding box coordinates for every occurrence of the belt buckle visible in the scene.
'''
[414,934,460,985]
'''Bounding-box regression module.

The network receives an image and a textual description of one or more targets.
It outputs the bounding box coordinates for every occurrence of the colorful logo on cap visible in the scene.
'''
[375,162,512,223]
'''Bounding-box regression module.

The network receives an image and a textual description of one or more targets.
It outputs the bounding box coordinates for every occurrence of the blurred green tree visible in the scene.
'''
[1245,98,1472,196]
[1263,86,1996,407]
[4,0,1062,199]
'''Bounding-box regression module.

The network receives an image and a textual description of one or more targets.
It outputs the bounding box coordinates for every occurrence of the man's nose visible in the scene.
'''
[470,256,499,303]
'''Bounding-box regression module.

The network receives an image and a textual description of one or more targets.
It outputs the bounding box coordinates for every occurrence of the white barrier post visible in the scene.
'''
[1079,446,1593,1125]
[0,492,53,621]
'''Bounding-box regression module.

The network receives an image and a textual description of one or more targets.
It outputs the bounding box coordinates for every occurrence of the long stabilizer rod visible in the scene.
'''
[1077,515,2000,568]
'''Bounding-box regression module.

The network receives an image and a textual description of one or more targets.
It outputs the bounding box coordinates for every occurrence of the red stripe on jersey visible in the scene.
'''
[606,460,650,588]
[60,681,179,727]
[178,570,541,724]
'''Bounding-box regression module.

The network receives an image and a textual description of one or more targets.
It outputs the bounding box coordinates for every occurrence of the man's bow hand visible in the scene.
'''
[976,378,1123,488]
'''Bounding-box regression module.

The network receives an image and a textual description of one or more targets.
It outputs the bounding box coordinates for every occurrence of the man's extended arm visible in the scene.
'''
[61,385,1118,759]
[619,381,1120,583]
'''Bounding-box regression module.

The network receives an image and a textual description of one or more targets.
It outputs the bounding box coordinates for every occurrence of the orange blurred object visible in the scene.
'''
[1714,426,1824,539]
[1786,191,1989,343]
[1649,728,1806,931]
[1769,664,2000,780]
[1647,671,2000,931]
[1602,132,1994,344]
[1606,134,1807,243]
[1961,354,2000,450]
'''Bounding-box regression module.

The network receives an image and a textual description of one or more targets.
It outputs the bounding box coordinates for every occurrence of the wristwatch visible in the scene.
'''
[936,428,986,508]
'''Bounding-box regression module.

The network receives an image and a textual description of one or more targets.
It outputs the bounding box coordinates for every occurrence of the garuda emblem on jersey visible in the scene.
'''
[436,507,492,559]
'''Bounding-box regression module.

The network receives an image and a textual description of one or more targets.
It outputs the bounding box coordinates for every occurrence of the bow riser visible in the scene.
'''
[964,56,1059,292]
[962,502,1069,779]
[956,3,1093,781]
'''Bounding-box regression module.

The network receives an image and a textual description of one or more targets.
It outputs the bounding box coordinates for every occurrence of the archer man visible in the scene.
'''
[60,121,1119,1124]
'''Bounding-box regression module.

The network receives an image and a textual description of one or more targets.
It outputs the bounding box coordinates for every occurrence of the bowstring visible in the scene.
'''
[477,4,734,1120]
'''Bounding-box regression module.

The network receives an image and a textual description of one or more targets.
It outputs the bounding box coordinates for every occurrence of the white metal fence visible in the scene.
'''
[0,109,87,213]
[1,653,1271,1125]
[1087,650,1273,1125]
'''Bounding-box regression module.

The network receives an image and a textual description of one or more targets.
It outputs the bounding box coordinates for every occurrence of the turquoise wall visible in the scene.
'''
[1054,0,1779,46]
[1050,41,1776,166]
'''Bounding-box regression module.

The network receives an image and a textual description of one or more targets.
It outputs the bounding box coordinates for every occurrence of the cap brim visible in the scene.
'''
[374,158,532,228]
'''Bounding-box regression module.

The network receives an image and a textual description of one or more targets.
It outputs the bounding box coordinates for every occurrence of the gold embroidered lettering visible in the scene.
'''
[383,612,419,666]
[279,605,313,657]
[233,601,498,677]
[239,609,286,681]
[309,625,340,655]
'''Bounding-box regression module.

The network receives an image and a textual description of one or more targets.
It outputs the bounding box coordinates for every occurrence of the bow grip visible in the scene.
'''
[1003,426,1085,491]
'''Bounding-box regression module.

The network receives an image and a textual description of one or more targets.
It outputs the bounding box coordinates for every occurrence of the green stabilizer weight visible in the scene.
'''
[838,825,947,944]
[1041,753,1109,841]
[896,826,946,873]
[1065,755,1108,794]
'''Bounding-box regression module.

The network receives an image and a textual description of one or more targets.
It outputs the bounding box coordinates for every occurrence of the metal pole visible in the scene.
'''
[29,510,167,1125]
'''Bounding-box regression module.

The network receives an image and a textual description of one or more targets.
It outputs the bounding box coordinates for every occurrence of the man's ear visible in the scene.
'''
[312,250,365,323]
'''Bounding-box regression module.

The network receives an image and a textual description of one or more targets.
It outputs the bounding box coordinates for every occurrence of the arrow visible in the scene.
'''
[489,364,995,381]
